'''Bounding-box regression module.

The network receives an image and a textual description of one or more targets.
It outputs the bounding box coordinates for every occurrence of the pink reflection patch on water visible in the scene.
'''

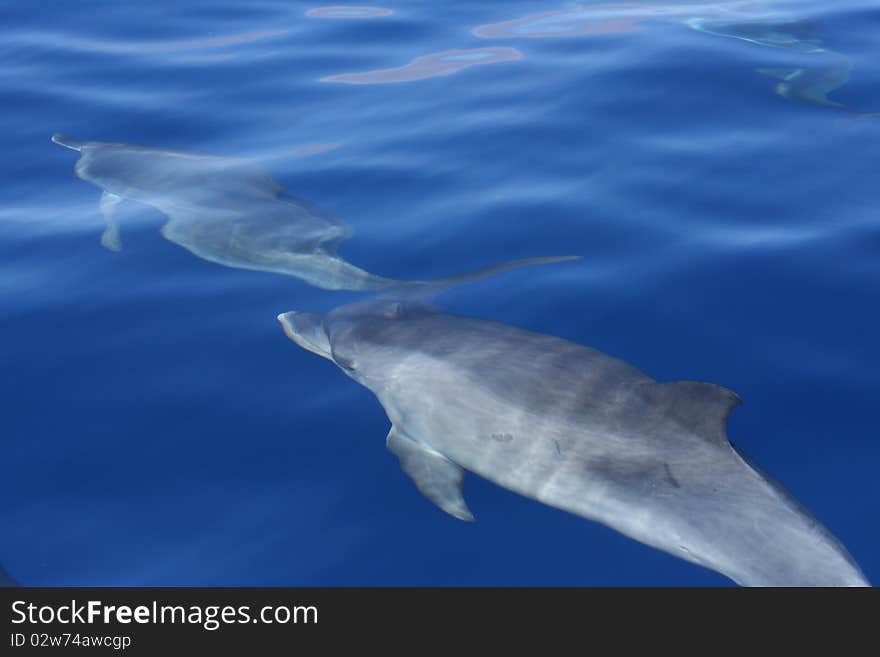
[321,47,523,84]
[73,30,287,54]
[306,6,394,19]
[473,5,660,39]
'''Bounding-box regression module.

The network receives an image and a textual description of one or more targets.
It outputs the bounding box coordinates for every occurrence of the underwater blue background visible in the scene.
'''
[1,0,878,586]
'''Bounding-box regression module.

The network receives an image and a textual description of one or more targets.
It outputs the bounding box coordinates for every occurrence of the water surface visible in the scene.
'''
[1,0,878,585]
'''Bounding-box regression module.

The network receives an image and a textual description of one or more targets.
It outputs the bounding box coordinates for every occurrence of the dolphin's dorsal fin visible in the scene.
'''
[640,380,742,446]
[386,428,475,522]
[281,195,353,255]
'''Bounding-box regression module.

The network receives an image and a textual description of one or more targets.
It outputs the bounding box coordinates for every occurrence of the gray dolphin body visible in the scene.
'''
[52,134,396,291]
[278,296,869,586]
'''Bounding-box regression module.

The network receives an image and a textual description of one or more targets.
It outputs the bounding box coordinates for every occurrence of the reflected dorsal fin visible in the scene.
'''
[641,380,742,446]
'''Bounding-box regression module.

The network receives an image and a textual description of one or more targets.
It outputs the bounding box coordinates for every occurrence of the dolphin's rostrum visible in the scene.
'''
[277,284,869,587]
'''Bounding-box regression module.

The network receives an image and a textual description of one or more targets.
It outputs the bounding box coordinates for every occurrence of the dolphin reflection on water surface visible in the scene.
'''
[473,4,873,116]
[686,17,875,115]
[52,134,405,291]
[278,279,869,586]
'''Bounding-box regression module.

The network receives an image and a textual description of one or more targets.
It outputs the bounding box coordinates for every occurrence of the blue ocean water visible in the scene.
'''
[2,0,878,586]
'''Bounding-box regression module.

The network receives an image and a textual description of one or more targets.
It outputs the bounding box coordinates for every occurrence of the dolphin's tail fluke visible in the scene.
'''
[313,254,581,295]
[51,134,86,151]
[328,255,582,320]
[0,563,19,587]
[395,255,582,299]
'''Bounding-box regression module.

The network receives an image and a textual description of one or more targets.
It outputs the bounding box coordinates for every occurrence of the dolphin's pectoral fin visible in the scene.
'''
[640,380,742,446]
[99,191,123,252]
[386,427,475,522]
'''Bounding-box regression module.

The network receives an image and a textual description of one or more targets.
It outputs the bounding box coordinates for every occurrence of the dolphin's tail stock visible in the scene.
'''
[294,254,401,292]
[51,133,86,151]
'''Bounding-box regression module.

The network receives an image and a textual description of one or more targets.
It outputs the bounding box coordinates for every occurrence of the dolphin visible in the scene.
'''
[685,18,870,115]
[51,134,400,291]
[277,287,870,586]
